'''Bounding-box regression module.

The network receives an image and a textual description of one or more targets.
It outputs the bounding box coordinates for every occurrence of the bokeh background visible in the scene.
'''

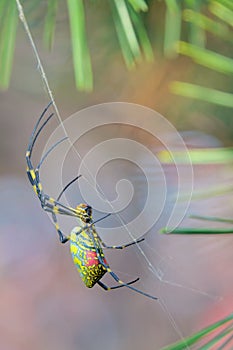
[0,1,233,349]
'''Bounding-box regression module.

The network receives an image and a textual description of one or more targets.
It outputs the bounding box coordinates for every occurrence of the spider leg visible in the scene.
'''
[90,226,144,250]
[27,104,101,247]
[101,237,145,250]
[38,192,87,243]
[88,229,158,300]
[26,104,86,242]
[27,102,53,157]
[51,212,70,244]
[26,104,54,192]
[26,166,82,219]
[97,277,139,291]
[26,105,55,197]
[105,267,157,300]
[33,189,78,243]
[26,104,60,200]
[26,157,42,196]
[41,192,80,216]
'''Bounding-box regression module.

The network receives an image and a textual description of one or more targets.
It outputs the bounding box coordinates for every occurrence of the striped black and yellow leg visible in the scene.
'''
[26,158,42,197]
[101,237,145,250]
[51,212,70,243]
[89,230,158,300]
[41,193,79,216]
[105,267,157,300]
[97,277,139,291]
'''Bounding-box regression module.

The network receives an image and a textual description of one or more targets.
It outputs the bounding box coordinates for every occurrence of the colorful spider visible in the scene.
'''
[26,102,157,300]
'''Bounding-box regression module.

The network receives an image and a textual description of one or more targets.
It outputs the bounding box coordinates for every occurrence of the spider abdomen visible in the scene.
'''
[70,228,107,288]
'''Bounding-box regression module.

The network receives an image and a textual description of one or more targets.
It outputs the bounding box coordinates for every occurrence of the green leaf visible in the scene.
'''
[0,0,18,90]
[43,0,59,50]
[67,0,93,91]
[170,82,233,108]
[177,41,233,75]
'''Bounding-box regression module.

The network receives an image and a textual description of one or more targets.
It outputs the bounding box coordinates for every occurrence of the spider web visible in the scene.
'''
[15,1,231,349]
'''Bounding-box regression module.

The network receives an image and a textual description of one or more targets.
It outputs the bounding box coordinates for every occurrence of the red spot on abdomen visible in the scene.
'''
[86,251,107,267]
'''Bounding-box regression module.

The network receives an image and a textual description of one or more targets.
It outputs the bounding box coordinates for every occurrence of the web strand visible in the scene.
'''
[15,0,66,135]
[15,0,163,282]
[15,1,214,343]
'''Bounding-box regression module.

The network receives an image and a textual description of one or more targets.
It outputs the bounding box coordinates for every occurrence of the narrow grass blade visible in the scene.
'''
[161,313,233,350]
[214,0,233,11]
[110,0,136,69]
[183,9,232,43]
[67,0,93,91]
[190,215,233,224]
[127,0,148,12]
[113,0,141,61]
[184,0,206,47]
[200,325,233,350]
[161,227,233,234]
[209,1,233,27]
[217,331,233,349]
[0,0,7,24]
[177,41,233,75]
[170,82,233,108]
[158,147,233,164]
[128,5,154,61]
[179,184,233,202]
[43,0,58,50]
[164,0,182,58]
[0,0,18,90]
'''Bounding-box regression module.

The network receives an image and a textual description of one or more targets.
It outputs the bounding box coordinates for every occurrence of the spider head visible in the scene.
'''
[76,203,92,223]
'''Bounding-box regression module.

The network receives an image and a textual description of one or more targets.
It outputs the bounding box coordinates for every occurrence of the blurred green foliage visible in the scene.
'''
[0,0,232,107]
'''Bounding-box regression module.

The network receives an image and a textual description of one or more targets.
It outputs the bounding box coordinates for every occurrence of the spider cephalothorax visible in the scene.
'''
[76,203,93,223]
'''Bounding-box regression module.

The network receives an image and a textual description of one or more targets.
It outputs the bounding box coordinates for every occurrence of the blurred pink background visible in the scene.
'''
[0,4,233,349]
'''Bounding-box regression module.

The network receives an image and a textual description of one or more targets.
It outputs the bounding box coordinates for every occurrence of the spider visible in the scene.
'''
[26,102,158,300]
